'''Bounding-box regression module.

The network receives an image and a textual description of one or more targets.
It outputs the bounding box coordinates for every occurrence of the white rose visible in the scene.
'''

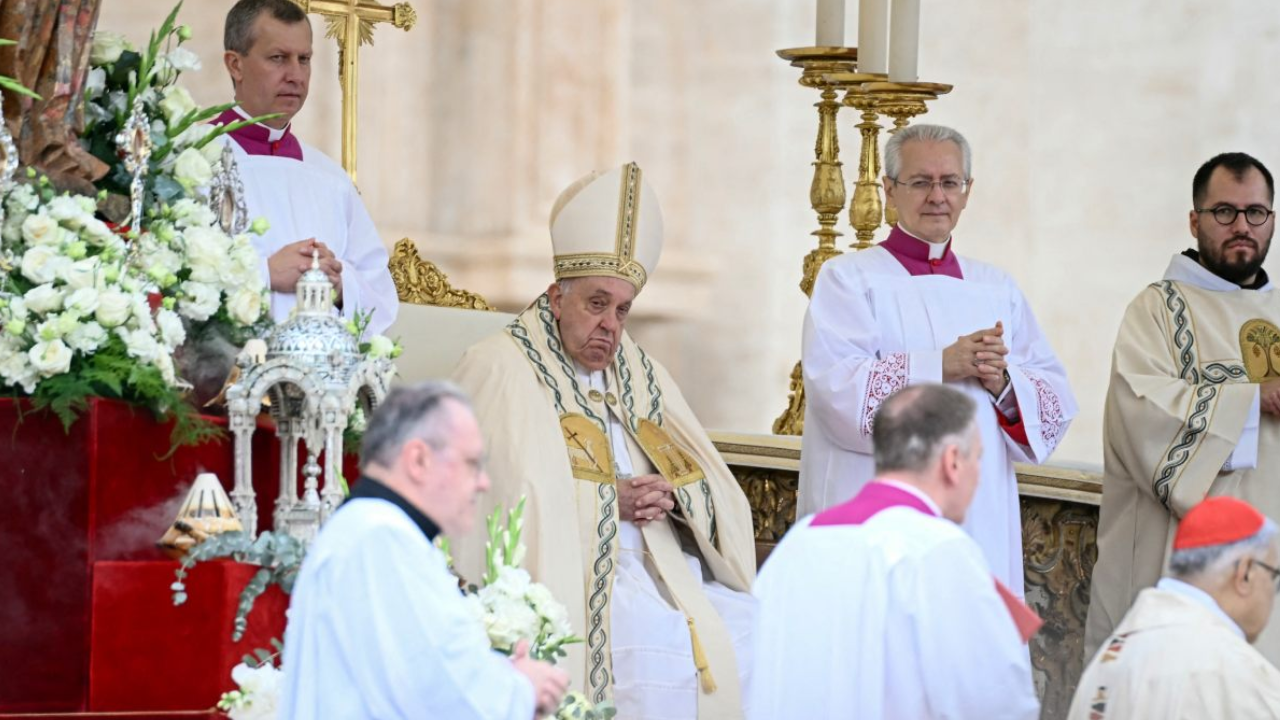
[64,287,100,319]
[0,345,37,393]
[366,335,395,359]
[89,31,129,66]
[21,214,61,246]
[85,67,106,98]
[8,297,28,321]
[227,663,283,720]
[23,284,64,315]
[228,241,265,287]
[117,327,160,362]
[67,321,107,354]
[29,339,72,377]
[21,246,68,285]
[159,85,197,124]
[94,289,132,328]
[165,47,202,73]
[172,148,213,190]
[6,183,38,213]
[227,287,263,326]
[179,281,221,322]
[80,217,116,247]
[491,566,532,598]
[61,257,102,291]
[155,308,186,349]
[172,198,217,229]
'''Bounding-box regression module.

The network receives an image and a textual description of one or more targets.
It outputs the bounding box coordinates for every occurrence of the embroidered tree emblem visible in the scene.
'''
[1245,323,1280,379]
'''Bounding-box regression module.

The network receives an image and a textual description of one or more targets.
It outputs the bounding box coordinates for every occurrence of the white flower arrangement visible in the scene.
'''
[218,647,284,720]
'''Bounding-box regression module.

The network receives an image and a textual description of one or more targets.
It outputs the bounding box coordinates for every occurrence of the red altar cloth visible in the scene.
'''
[88,561,287,713]
[0,398,356,713]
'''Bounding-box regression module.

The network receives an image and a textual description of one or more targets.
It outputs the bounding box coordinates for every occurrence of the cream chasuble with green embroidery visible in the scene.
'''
[1087,255,1280,668]
[452,295,756,718]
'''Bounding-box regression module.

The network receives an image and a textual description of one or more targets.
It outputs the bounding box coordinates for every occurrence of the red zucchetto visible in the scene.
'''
[1174,497,1268,551]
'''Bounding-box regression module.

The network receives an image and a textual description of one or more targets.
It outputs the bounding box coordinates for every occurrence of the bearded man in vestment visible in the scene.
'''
[1086,152,1280,666]
[799,123,1077,591]
[452,162,756,719]
[752,383,1040,720]
[1072,497,1280,719]
[217,0,398,334]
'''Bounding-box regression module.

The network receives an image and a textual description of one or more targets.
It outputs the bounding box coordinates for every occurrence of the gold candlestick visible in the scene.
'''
[772,47,866,436]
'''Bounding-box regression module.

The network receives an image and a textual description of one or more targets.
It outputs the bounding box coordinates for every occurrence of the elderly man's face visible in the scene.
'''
[224,14,312,128]
[1190,166,1274,286]
[1241,542,1280,643]
[548,277,636,372]
[884,139,972,244]
[423,401,489,538]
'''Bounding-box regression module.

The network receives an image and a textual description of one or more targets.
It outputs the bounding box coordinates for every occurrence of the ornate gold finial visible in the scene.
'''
[393,3,417,29]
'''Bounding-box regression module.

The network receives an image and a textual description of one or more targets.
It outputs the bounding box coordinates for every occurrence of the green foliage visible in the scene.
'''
[172,530,306,642]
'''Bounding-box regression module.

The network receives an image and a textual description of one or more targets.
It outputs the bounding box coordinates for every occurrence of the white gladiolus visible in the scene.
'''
[21,214,61,246]
[159,85,197,124]
[200,136,225,165]
[23,284,64,315]
[179,281,221,322]
[155,308,186,348]
[227,287,263,326]
[173,148,213,190]
[85,67,107,98]
[29,339,72,377]
[90,31,129,66]
[64,287,101,319]
[67,321,108,354]
[21,246,68,285]
[94,289,132,328]
[165,47,201,73]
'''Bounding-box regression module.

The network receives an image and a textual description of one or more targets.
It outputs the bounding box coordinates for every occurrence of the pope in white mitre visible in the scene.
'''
[452,163,757,719]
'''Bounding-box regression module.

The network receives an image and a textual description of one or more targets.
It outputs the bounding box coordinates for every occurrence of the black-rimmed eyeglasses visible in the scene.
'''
[1251,559,1280,594]
[1195,204,1275,227]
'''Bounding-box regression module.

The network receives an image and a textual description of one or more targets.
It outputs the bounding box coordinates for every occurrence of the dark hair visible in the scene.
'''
[224,0,309,54]
[1192,152,1275,207]
[360,381,473,470]
[872,383,977,474]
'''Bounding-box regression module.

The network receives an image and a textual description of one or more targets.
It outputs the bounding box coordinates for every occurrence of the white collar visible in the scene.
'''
[899,225,951,260]
[1162,252,1273,292]
[1156,577,1246,639]
[874,478,943,517]
[232,105,290,143]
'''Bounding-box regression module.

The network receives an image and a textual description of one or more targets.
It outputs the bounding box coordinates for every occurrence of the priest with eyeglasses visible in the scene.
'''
[1087,151,1280,668]
[799,123,1077,595]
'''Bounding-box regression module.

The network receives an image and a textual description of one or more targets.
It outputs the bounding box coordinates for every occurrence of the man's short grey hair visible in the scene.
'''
[1168,518,1280,580]
[872,383,977,474]
[225,0,309,54]
[884,124,973,180]
[359,381,473,470]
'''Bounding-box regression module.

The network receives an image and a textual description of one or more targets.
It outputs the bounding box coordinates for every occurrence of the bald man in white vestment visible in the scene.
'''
[1071,497,1280,719]
[281,382,569,719]
[452,163,757,720]
[218,0,398,334]
[799,124,1076,594]
[752,384,1040,720]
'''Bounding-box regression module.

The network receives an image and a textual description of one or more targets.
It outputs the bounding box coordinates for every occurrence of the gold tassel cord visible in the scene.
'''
[686,616,717,694]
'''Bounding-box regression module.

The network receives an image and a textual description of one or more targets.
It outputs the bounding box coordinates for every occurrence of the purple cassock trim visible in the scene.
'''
[880,224,963,279]
[213,109,303,161]
[810,480,937,527]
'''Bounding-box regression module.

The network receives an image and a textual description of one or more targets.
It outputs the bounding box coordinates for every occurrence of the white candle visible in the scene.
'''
[888,0,920,82]
[857,0,889,74]
[816,0,845,47]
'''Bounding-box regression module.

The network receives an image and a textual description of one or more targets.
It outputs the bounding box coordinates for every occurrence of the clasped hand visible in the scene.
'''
[942,321,1009,396]
[619,473,675,526]
[268,238,343,301]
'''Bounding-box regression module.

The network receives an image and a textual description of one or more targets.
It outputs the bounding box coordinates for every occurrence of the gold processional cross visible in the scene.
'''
[291,0,416,183]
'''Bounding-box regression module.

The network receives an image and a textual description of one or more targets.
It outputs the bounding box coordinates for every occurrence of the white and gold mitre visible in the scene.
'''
[549,162,663,292]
